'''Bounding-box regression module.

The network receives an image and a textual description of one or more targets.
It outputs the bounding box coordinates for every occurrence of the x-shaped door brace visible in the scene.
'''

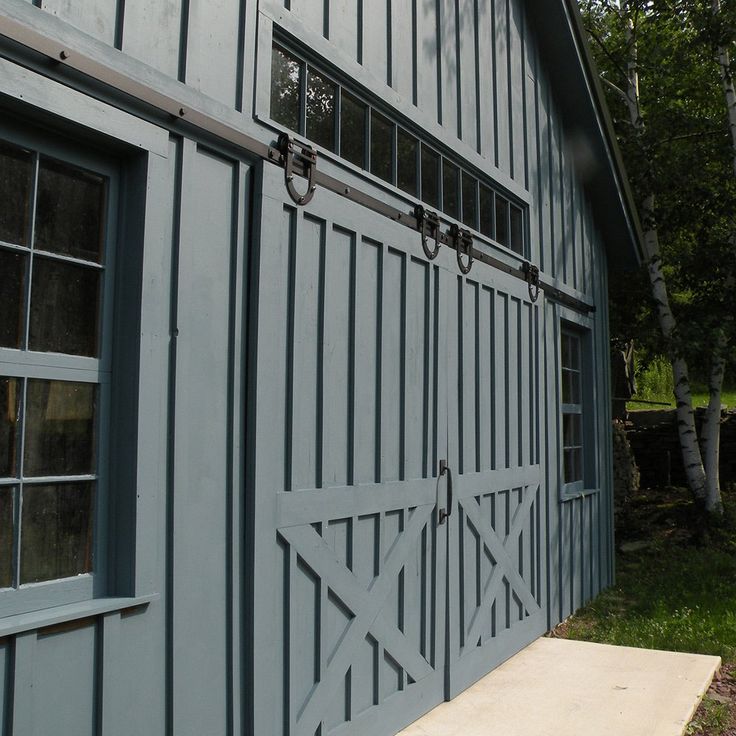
[279,503,434,736]
[460,483,541,653]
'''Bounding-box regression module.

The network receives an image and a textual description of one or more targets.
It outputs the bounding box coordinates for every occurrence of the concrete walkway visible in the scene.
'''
[399,638,721,736]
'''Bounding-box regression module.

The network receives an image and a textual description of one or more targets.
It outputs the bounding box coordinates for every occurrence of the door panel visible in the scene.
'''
[446,271,547,698]
[251,164,548,734]
[251,166,450,736]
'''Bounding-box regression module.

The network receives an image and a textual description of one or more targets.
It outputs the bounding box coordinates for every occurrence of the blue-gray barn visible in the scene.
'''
[0,0,642,734]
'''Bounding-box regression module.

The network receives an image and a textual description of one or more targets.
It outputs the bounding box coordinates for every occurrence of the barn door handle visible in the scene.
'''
[438,459,453,524]
[278,132,317,206]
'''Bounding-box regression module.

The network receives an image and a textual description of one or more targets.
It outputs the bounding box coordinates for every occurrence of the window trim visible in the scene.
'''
[560,328,584,495]
[0,57,168,626]
[558,316,599,502]
[0,120,119,616]
[264,33,530,259]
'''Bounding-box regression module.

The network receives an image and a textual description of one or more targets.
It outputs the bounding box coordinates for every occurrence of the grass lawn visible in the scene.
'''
[553,485,736,735]
[627,389,736,412]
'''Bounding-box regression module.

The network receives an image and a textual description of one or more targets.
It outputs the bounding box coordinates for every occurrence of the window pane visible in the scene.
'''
[462,173,478,229]
[0,377,20,478]
[35,157,106,263]
[563,413,581,449]
[569,334,580,367]
[495,196,509,247]
[443,160,459,220]
[0,140,33,246]
[510,205,524,254]
[0,248,26,349]
[479,185,494,238]
[397,129,418,197]
[271,44,302,132]
[561,333,572,367]
[421,145,440,209]
[0,487,12,588]
[561,368,580,404]
[29,257,101,357]
[23,380,97,477]
[340,92,366,168]
[306,69,336,152]
[19,481,94,584]
[563,449,583,484]
[370,111,393,183]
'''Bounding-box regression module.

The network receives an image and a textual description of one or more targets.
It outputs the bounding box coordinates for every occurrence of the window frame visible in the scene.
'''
[0,57,168,631]
[263,34,529,258]
[558,318,599,501]
[0,119,119,616]
[560,328,584,495]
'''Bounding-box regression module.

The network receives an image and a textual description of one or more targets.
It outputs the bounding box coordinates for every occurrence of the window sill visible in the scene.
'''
[0,594,158,638]
[560,487,601,503]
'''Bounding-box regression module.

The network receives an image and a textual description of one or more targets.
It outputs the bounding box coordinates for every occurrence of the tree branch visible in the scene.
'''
[653,129,726,147]
[599,75,630,102]
[585,25,631,82]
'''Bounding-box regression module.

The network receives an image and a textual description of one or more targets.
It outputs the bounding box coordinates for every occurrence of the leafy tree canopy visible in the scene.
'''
[581,0,736,378]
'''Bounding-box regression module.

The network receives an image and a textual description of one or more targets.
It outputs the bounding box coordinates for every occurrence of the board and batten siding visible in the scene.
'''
[0,125,252,736]
[21,0,599,298]
[0,0,615,734]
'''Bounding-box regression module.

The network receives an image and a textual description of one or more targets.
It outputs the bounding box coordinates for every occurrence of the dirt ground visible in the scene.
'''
[691,662,736,736]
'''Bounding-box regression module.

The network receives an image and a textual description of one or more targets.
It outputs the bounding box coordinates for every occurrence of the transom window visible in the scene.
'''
[270,41,527,256]
[0,134,112,610]
[561,329,583,487]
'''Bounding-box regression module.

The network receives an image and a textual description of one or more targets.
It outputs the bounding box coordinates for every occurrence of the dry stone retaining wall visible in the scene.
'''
[626,409,736,488]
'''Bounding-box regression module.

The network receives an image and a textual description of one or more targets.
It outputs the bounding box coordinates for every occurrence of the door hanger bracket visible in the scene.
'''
[278,132,318,206]
[414,204,442,261]
[521,261,541,303]
[450,224,474,275]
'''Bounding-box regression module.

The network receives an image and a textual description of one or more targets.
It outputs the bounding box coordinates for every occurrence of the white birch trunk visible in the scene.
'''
[702,333,726,513]
[623,8,707,502]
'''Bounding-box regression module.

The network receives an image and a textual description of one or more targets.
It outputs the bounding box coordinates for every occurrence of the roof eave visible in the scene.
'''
[526,0,645,270]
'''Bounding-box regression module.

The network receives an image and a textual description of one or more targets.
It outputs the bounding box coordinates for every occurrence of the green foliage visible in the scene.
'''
[625,353,736,407]
[560,485,736,732]
[627,389,736,409]
[580,0,736,380]
[559,488,736,662]
[565,549,736,659]
[636,354,675,402]
[686,698,731,735]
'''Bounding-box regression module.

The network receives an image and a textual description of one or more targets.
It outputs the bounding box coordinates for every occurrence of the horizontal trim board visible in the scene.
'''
[277,477,439,528]
[0,9,593,315]
[454,465,542,498]
[0,54,168,155]
[0,594,157,637]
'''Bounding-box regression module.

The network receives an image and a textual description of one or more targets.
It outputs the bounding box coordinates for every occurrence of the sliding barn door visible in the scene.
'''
[250,166,450,736]
[445,269,548,698]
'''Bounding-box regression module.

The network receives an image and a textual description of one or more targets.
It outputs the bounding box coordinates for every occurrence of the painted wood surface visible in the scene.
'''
[0,1,617,734]
[22,0,602,297]
[446,270,548,698]
[251,167,449,736]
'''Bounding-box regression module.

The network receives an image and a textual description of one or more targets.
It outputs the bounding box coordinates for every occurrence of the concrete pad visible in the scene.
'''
[399,638,721,736]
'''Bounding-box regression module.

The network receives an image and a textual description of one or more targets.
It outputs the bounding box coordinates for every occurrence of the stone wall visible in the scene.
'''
[626,409,736,488]
[612,420,640,507]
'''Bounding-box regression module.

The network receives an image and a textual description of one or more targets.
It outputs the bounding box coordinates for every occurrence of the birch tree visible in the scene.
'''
[582,0,736,514]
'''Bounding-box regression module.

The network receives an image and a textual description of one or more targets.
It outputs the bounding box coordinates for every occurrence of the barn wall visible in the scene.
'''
[23,0,599,298]
[0,114,253,735]
[0,0,616,733]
